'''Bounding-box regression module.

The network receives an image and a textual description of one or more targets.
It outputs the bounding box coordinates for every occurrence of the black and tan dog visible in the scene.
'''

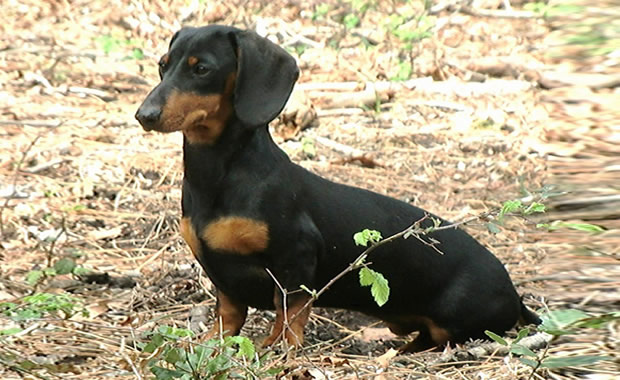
[135,25,539,351]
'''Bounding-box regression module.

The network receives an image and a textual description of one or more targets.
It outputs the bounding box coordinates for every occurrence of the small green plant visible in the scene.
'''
[96,35,144,60]
[312,3,330,20]
[301,137,316,158]
[26,257,90,287]
[343,13,360,29]
[386,11,435,81]
[141,326,279,379]
[1,293,88,324]
[393,60,413,82]
[485,199,545,233]
[485,309,616,374]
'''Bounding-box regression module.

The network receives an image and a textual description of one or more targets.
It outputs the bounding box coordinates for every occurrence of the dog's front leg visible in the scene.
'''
[262,214,321,348]
[206,289,248,339]
[263,290,312,348]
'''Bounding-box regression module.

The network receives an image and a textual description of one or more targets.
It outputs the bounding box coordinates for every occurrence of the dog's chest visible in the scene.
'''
[180,215,275,308]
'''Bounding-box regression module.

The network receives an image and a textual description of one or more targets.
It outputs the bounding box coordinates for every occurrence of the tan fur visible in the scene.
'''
[206,291,247,338]
[202,216,269,254]
[263,293,311,347]
[425,317,451,344]
[179,217,200,259]
[159,73,236,144]
[188,56,198,66]
[385,316,452,351]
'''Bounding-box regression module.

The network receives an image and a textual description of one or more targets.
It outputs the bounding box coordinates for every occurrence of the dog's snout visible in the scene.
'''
[135,106,161,130]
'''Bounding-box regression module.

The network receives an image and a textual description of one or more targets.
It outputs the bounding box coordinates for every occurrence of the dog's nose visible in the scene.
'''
[135,107,161,130]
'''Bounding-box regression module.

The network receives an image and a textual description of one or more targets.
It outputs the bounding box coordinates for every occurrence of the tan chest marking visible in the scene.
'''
[180,217,200,258]
[202,216,269,255]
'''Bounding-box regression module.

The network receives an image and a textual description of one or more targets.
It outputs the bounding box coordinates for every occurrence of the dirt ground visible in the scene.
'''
[0,0,618,379]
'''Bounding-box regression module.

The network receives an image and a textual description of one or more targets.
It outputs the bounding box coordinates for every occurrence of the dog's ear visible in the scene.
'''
[230,31,299,127]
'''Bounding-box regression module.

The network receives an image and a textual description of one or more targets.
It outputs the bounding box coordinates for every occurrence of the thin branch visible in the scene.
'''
[264,269,330,379]
[0,134,43,238]
[264,268,292,350]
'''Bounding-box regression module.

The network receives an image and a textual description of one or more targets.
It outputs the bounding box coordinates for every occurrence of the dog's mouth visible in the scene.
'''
[143,91,231,145]
[138,74,235,143]
[158,92,223,137]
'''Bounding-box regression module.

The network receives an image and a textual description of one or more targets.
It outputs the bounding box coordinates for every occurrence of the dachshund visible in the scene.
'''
[135,25,540,352]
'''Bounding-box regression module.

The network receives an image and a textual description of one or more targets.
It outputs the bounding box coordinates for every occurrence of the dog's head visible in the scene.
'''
[135,25,299,144]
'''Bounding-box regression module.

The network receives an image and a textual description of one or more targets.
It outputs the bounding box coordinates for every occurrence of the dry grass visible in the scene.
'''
[0,0,617,379]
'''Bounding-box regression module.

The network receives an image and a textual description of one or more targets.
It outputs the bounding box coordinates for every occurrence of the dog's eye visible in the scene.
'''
[193,64,210,76]
[158,59,168,77]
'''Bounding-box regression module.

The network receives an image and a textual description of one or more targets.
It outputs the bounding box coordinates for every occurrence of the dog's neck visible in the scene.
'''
[182,120,288,194]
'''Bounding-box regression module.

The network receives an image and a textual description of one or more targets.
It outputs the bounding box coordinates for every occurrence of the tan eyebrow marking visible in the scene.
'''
[188,56,198,66]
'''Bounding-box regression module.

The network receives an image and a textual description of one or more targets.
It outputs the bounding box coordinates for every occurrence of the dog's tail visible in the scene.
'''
[519,301,541,326]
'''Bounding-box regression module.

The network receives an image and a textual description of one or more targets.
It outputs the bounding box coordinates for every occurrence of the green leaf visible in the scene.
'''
[359,267,375,286]
[514,327,530,343]
[131,48,144,60]
[370,271,390,307]
[1,327,23,336]
[151,333,165,347]
[19,360,37,370]
[538,309,590,335]
[343,13,360,29]
[484,330,507,346]
[142,341,158,354]
[72,266,91,276]
[151,366,185,379]
[518,357,539,368]
[164,347,182,364]
[54,258,76,275]
[539,221,604,233]
[486,222,501,234]
[359,268,390,306]
[391,60,412,81]
[575,312,620,329]
[26,270,44,286]
[353,229,383,247]
[524,202,546,214]
[499,200,522,220]
[226,336,255,359]
[510,344,537,357]
[313,4,330,20]
[544,309,590,326]
[563,223,604,233]
[301,137,316,158]
[540,355,611,369]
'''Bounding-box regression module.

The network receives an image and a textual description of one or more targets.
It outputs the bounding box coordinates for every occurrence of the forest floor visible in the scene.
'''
[0,0,618,379]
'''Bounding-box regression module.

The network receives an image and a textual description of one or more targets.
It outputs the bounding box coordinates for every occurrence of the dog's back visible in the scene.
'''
[290,164,527,343]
